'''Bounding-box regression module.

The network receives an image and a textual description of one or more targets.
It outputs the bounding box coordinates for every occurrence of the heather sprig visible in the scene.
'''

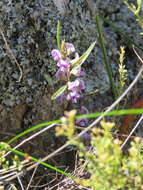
[55,110,77,139]
[56,113,143,189]
[77,122,143,189]
[118,46,127,95]
[51,22,95,103]
[0,142,23,172]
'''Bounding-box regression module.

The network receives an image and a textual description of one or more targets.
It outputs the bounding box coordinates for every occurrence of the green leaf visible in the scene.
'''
[56,21,61,50]
[71,41,96,68]
[124,1,136,13]
[124,0,141,16]
[137,0,142,15]
[51,85,67,100]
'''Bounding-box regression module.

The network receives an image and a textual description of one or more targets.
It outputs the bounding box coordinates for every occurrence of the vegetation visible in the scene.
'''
[0,0,143,189]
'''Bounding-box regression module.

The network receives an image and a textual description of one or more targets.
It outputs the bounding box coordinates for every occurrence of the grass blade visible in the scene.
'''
[0,143,75,180]
[96,14,118,99]
[7,108,143,145]
[51,84,67,100]
[57,21,61,50]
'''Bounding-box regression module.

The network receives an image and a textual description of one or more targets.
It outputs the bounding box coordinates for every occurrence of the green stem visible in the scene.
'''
[96,14,118,99]
[7,108,143,145]
[7,120,60,144]
[0,143,76,180]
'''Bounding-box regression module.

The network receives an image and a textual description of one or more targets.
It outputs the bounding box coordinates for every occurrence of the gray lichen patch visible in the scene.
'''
[0,0,142,110]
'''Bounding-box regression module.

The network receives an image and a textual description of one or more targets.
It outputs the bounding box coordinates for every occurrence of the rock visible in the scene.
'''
[0,103,28,132]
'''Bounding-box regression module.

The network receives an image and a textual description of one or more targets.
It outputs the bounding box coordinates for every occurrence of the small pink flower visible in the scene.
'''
[67,91,81,103]
[51,49,62,61]
[56,68,67,80]
[57,93,66,102]
[76,106,89,126]
[71,66,86,77]
[68,79,85,92]
[56,59,70,80]
[65,43,75,55]
[57,59,70,69]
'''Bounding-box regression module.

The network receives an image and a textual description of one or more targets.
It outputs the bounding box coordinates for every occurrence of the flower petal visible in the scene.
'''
[65,43,75,55]
[51,49,62,61]
[57,59,70,68]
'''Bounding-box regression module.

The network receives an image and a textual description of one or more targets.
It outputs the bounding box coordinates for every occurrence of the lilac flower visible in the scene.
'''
[55,68,68,80]
[65,43,75,55]
[51,40,87,104]
[55,59,70,80]
[81,133,91,141]
[68,79,85,92]
[77,79,85,90]
[76,118,88,126]
[67,79,85,103]
[51,49,62,61]
[70,66,86,77]
[57,59,70,69]
[76,106,89,127]
[66,91,81,103]
[57,93,66,102]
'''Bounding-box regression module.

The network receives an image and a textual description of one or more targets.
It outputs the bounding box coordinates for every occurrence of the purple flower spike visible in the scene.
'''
[56,60,70,80]
[57,93,65,102]
[76,106,89,127]
[65,43,75,55]
[68,79,85,92]
[56,68,67,80]
[78,79,85,90]
[57,59,70,69]
[51,49,62,61]
[67,91,81,103]
[71,66,86,77]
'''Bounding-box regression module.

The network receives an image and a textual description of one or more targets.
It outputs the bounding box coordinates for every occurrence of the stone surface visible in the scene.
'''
[0,1,142,111]
[0,103,28,132]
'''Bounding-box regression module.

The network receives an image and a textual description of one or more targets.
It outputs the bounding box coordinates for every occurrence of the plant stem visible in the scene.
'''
[96,14,118,99]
